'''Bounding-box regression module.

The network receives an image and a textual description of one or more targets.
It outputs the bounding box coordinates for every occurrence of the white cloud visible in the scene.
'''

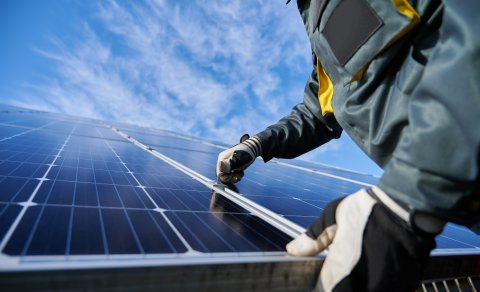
[13,0,311,145]
[5,0,387,175]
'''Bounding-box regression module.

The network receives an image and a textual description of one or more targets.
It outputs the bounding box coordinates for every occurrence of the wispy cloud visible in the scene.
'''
[14,0,310,144]
[7,0,384,175]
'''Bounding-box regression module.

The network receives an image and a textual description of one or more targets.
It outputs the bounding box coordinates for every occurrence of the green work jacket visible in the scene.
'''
[256,0,480,231]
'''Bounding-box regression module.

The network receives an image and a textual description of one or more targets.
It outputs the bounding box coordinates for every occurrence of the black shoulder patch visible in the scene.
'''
[322,0,383,66]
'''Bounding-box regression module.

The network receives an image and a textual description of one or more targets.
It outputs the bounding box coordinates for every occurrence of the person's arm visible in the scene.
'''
[286,2,479,290]
[216,55,342,184]
[256,56,342,162]
[378,0,480,228]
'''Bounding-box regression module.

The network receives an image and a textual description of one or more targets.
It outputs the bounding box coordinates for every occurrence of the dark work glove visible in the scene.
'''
[286,186,445,292]
[216,135,262,184]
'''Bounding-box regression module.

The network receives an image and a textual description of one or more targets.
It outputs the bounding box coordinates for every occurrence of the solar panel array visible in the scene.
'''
[0,105,479,274]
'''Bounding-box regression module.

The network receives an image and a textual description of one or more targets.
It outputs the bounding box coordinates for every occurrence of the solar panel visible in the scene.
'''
[117,126,480,255]
[0,109,292,262]
[1,106,479,290]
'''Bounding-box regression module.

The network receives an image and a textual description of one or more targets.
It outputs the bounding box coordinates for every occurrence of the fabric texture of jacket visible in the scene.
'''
[255,0,480,231]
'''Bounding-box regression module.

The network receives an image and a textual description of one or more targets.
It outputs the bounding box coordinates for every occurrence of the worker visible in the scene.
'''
[216,0,480,291]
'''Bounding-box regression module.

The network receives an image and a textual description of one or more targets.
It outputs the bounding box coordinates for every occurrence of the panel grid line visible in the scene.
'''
[272,160,374,187]
[100,135,195,253]
[64,151,80,256]
[197,212,260,252]
[232,216,289,250]
[0,128,74,253]
[108,125,305,238]
[167,212,208,252]
[193,211,253,252]
[10,203,247,214]
[20,132,76,256]
[0,121,57,142]
[102,150,146,255]
[88,146,109,255]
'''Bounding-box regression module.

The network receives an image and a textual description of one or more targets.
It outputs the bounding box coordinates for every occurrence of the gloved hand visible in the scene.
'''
[215,134,263,184]
[286,186,445,292]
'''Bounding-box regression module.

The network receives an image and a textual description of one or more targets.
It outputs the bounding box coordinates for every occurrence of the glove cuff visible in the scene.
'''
[369,186,445,235]
[369,186,409,222]
[242,135,263,157]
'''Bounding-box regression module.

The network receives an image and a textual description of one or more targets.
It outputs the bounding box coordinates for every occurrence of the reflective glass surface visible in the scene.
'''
[0,109,290,261]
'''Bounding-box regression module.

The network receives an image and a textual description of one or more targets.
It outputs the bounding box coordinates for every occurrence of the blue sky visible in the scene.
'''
[0,0,382,176]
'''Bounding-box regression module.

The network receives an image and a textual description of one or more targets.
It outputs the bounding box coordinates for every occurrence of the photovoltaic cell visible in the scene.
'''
[25,206,72,255]
[69,207,105,254]
[276,158,380,185]
[166,211,290,253]
[0,127,25,140]
[0,203,22,241]
[3,206,42,255]
[0,177,38,202]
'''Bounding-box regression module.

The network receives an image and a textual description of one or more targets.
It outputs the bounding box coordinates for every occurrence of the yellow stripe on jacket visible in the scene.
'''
[317,58,334,117]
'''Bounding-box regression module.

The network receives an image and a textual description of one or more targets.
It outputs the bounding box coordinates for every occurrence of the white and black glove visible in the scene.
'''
[216,134,262,184]
[286,186,445,292]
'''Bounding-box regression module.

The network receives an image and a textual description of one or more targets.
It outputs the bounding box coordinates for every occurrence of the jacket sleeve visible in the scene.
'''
[378,0,480,229]
[255,56,342,162]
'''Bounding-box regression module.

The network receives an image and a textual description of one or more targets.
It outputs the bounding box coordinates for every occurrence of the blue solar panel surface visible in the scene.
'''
[0,109,292,269]
[1,106,479,273]
[115,124,480,253]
